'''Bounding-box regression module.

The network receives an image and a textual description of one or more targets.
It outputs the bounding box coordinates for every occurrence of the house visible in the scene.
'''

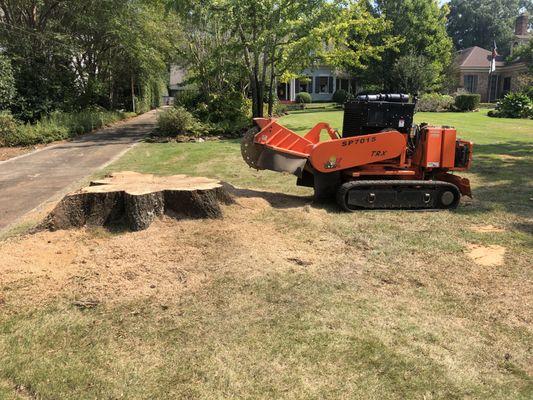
[456,14,531,102]
[168,63,357,104]
[277,65,358,102]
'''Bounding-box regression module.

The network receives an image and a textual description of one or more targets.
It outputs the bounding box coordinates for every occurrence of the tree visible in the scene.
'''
[0,54,16,110]
[369,0,453,92]
[0,0,179,120]
[391,53,439,94]
[512,38,533,72]
[171,0,399,118]
[447,0,526,55]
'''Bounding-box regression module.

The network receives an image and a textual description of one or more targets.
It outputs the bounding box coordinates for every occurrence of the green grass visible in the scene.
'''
[0,110,532,399]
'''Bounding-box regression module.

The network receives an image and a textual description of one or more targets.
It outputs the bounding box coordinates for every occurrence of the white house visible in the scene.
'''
[168,63,358,103]
[277,65,358,102]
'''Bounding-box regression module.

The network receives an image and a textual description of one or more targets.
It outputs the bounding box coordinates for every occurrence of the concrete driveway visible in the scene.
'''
[0,110,158,231]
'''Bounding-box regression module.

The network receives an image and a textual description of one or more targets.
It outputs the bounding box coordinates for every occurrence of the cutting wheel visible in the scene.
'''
[241,126,264,170]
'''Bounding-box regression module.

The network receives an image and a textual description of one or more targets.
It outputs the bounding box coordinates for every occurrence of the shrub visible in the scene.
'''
[416,93,454,112]
[1,109,135,147]
[454,94,480,111]
[295,92,312,104]
[272,102,288,116]
[174,90,204,110]
[156,106,206,137]
[332,89,350,104]
[488,93,532,119]
[0,55,16,110]
[48,109,130,136]
[0,112,19,146]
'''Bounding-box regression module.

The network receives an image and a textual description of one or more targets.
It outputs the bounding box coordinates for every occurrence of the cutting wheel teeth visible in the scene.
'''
[241,126,264,170]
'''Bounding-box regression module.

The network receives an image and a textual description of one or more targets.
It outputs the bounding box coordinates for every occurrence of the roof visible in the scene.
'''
[456,46,506,69]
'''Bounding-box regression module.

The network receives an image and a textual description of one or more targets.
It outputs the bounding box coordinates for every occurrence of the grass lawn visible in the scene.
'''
[0,110,531,399]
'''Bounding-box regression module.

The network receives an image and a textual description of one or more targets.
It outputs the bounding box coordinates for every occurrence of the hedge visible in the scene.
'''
[415,93,454,112]
[454,94,480,111]
[0,109,137,147]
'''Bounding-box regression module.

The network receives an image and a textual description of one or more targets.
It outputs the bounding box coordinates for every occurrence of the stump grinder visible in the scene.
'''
[241,94,473,211]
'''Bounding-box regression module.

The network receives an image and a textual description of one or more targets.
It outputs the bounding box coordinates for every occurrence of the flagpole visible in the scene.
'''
[487,70,492,103]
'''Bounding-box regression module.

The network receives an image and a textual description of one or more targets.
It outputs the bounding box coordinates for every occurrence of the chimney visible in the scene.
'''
[515,13,529,36]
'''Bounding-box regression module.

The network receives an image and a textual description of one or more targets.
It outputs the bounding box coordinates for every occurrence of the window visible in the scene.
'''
[318,76,329,93]
[296,77,311,94]
[464,75,478,93]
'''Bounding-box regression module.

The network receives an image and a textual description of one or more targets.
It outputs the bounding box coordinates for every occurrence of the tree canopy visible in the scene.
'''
[0,54,16,110]
[447,0,531,55]
[0,0,179,121]
[364,0,453,92]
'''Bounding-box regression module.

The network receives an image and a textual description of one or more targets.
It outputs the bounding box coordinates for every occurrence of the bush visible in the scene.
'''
[156,106,206,137]
[0,112,19,146]
[0,109,135,147]
[415,93,454,112]
[48,109,133,136]
[295,92,312,104]
[454,94,480,111]
[174,90,204,110]
[488,93,532,119]
[0,55,16,110]
[272,102,288,116]
[332,89,350,104]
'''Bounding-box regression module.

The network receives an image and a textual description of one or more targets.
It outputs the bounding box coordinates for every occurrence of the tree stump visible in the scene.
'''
[41,171,233,231]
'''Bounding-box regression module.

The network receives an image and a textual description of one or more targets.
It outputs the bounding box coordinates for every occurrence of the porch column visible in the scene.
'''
[290,78,296,102]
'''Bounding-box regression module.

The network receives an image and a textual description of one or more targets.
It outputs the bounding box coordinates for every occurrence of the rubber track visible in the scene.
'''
[336,180,461,211]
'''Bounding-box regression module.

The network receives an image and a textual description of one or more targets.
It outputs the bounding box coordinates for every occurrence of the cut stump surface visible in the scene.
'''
[42,171,232,231]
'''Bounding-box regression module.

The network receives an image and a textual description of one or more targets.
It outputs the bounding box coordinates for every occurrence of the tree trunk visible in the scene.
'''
[268,58,276,117]
[40,172,233,232]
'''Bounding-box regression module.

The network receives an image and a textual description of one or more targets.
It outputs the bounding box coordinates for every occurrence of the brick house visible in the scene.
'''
[456,14,531,102]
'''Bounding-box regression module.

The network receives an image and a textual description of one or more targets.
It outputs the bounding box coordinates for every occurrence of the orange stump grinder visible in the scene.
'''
[241,94,473,210]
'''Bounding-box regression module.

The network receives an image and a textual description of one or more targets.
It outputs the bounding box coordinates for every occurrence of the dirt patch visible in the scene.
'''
[0,194,354,309]
[470,225,506,233]
[467,244,506,266]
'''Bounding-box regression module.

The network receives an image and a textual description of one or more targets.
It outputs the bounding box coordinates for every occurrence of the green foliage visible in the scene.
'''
[0,109,134,147]
[0,54,16,110]
[416,93,454,112]
[0,111,19,146]
[272,102,288,116]
[156,106,207,138]
[488,93,533,119]
[332,90,350,104]
[174,90,204,110]
[295,92,312,104]
[454,94,481,112]
[321,1,401,74]
[173,89,250,136]
[48,109,135,135]
[0,0,178,120]
[369,0,453,91]
[447,0,524,55]
[511,39,533,73]
[391,53,439,94]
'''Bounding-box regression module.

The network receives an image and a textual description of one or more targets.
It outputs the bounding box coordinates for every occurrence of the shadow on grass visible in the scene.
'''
[225,184,343,214]
[457,141,533,220]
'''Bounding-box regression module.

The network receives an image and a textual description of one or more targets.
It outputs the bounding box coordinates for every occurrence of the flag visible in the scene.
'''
[489,41,497,73]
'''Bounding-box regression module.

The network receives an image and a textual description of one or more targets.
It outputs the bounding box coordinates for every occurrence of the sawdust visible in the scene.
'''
[470,225,506,233]
[0,194,353,309]
[467,244,506,266]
